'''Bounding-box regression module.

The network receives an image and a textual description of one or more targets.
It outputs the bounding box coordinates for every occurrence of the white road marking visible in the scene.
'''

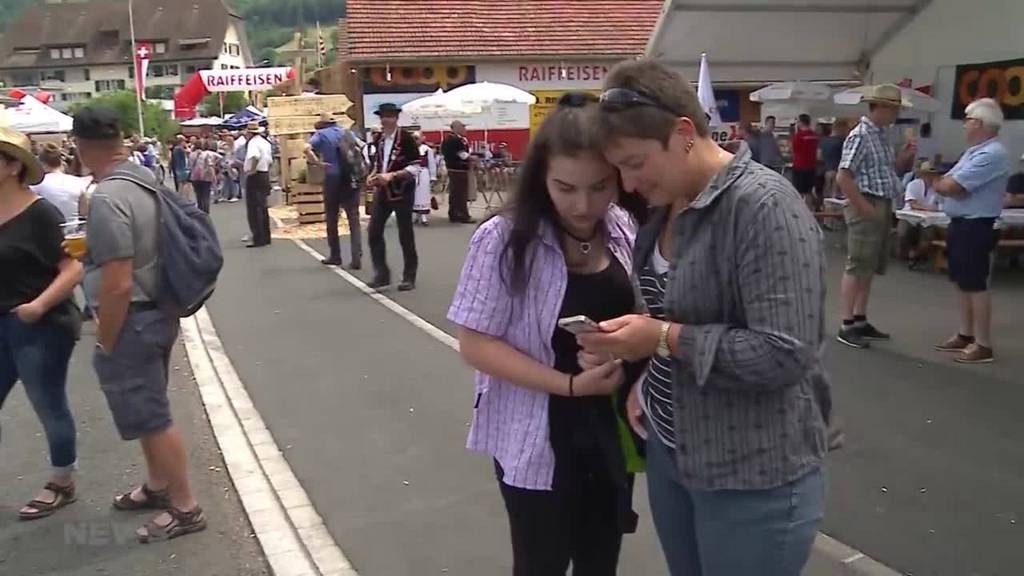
[182,310,358,576]
[290,239,459,352]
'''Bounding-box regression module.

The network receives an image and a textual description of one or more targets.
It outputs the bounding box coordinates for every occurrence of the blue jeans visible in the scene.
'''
[221,173,239,200]
[645,435,824,576]
[0,313,77,474]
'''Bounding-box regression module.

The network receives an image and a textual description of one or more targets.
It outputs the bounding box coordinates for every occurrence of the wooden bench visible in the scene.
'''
[930,239,1024,271]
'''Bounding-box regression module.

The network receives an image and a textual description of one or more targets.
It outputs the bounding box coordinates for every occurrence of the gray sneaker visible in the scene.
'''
[837,325,870,349]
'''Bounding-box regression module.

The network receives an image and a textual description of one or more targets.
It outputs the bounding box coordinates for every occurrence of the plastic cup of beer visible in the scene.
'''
[62,221,87,259]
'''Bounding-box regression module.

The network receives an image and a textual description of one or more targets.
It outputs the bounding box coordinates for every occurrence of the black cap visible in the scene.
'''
[374,102,402,117]
[72,106,123,141]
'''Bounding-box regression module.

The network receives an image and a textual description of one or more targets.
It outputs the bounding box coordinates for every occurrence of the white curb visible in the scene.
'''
[181,309,358,576]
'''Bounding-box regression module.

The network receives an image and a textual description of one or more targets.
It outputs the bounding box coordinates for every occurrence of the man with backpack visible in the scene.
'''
[75,106,219,543]
[305,112,365,269]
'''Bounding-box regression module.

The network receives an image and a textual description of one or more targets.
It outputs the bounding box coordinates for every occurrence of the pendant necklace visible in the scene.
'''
[559,224,601,255]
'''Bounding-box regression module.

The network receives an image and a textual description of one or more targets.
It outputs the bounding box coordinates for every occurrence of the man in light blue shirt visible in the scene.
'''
[933,98,1011,364]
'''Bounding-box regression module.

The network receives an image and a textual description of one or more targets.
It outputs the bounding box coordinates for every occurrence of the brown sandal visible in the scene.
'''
[136,506,208,544]
[112,484,170,511]
[19,481,77,521]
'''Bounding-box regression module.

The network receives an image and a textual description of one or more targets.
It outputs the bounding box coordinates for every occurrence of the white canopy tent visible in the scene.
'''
[1,95,73,134]
[646,0,933,83]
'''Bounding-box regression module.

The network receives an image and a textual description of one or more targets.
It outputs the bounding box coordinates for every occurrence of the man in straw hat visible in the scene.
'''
[73,106,206,541]
[306,112,364,269]
[835,84,917,350]
[932,98,1011,364]
[366,102,421,291]
[243,121,273,248]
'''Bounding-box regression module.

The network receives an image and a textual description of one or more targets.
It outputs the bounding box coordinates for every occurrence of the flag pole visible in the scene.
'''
[128,0,145,136]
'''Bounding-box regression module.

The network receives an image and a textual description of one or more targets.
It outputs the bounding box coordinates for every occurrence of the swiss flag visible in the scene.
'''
[133,42,152,101]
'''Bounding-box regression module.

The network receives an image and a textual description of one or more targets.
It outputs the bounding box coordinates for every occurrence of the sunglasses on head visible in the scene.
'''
[557,92,599,108]
[599,88,680,117]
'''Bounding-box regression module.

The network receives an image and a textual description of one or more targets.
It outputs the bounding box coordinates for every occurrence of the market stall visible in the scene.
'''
[1,95,73,134]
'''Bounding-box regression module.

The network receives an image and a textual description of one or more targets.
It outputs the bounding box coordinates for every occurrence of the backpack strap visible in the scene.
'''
[106,169,161,196]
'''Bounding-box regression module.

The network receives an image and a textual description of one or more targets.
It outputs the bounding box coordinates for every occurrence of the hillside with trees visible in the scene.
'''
[0,0,346,65]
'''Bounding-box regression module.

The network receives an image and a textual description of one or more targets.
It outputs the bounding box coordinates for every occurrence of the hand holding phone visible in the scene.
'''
[557,315,602,335]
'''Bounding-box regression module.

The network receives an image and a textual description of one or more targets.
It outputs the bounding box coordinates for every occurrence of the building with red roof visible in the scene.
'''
[339,0,664,152]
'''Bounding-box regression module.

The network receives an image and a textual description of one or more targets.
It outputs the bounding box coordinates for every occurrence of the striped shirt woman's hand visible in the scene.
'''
[625,379,647,440]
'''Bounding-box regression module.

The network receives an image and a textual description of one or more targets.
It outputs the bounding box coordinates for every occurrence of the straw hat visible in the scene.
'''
[918,160,942,174]
[315,112,337,129]
[0,127,44,185]
[862,84,903,107]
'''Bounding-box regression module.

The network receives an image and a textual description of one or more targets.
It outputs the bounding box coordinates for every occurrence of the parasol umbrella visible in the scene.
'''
[402,89,482,119]
[444,82,537,106]
[443,82,536,146]
[751,81,833,103]
[833,85,942,113]
[750,81,839,119]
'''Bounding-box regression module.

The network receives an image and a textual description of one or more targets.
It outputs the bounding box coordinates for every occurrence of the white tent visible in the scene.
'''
[647,0,932,83]
[1,96,73,134]
[180,116,228,127]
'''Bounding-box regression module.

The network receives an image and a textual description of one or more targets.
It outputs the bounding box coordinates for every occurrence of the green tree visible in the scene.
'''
[70,91,179,142]
[200,91,249,117]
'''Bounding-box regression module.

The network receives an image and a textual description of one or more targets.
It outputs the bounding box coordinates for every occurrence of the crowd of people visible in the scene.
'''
[728,87,1021,364]
[2,54,1022,576]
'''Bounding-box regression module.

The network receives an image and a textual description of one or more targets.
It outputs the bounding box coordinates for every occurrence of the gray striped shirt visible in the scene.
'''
[633,144,829,490]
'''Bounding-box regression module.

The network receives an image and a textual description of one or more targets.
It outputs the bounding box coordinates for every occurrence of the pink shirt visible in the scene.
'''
[447,206,636,490]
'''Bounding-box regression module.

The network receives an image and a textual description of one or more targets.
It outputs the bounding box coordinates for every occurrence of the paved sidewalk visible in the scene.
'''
[0,322,268,575]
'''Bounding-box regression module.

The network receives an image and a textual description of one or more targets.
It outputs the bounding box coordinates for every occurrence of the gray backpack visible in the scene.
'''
[106,163,223,317]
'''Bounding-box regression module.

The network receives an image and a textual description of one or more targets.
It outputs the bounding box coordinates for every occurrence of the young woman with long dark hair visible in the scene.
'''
[448,94,645,575]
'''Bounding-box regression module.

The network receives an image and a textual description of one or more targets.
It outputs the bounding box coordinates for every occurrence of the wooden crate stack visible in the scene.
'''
[266,94,355,224]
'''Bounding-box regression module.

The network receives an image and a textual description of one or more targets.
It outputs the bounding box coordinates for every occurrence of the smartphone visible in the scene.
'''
[557,315,602,335]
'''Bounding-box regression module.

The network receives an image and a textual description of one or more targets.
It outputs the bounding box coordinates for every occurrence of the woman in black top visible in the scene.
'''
[0,127,83,520]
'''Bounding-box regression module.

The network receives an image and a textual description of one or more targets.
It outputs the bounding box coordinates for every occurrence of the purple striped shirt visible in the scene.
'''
[447,206,636,490]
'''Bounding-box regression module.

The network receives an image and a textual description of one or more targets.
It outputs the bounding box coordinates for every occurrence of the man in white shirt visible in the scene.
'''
[243,122,273,248]
[898,161,943,268]
[232,131,248,200]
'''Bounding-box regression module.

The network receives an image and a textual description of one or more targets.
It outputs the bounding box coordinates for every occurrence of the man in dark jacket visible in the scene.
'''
[366,103,421,291]
[440,120,476,223]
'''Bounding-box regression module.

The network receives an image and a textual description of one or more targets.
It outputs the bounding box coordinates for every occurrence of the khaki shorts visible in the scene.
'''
[844,197,892,277]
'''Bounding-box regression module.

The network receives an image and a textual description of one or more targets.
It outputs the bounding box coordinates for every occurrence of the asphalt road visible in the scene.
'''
[206,202,1023,576]
[0,324,269,576]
